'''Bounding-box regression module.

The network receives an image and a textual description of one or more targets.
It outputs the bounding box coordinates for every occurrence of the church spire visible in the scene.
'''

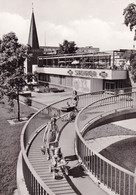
[32,2,34,13]
[28,6,39,49]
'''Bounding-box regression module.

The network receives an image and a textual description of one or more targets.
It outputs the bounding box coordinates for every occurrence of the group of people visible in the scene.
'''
[41,90,79,178]
[41,90,79,170]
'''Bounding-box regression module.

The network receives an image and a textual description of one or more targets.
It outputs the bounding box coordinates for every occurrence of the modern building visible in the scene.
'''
[26,10,131,93]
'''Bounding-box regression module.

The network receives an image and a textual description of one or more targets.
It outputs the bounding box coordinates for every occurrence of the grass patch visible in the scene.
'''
[0,97,36,195]
[100,137,136,172]
[84,123,136,194]
[84,123,136,140]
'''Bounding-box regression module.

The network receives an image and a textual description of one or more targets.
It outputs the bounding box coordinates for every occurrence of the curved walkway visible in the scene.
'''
[26,90,136,195]
[28,119,108,195]
[59,121,107,195]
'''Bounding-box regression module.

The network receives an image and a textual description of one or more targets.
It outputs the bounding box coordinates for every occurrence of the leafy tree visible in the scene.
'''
[123,3,136,81]
[123,3,136,40]
[0,32,36,121]
[58,40,78,54]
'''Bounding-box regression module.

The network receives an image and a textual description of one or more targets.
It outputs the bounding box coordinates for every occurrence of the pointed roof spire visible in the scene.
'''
[28,5,39,49]
[32,2,34,12]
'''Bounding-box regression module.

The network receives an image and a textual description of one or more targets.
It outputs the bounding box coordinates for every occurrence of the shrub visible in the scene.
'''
[25,98,32,106]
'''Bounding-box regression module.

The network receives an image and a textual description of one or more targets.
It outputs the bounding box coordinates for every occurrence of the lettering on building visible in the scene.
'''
[75,70,97,77]
[99,71,108,78]
[67,70,73,76]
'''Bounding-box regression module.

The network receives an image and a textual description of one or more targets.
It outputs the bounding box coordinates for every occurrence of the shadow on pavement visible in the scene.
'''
[68,164,87,178]
[63,164,87,195]
[65,155,78,161]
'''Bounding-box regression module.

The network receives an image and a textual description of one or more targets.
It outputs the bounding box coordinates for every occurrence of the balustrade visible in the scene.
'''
[20,86,136,195]
[75,91,136,195]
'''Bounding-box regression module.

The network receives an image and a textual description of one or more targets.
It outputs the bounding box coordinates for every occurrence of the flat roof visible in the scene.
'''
[38,52,111,60]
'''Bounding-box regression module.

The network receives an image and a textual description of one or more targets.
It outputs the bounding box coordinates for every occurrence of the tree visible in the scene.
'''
[123,4,136,81]
[123,3,136,40]
[0,32,36,121]
[58,40,78,54]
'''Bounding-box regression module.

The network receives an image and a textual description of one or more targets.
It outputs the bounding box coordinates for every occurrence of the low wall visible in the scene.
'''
[83,107,136,137]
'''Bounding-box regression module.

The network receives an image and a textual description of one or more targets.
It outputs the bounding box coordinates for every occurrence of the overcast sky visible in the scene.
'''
[0,0,136,51]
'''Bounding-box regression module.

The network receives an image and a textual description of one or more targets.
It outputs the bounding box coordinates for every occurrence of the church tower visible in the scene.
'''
[28,9,39,49]
[26,7,43,74]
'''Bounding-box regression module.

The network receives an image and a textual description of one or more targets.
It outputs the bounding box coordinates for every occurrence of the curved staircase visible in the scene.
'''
[28,130,77,195]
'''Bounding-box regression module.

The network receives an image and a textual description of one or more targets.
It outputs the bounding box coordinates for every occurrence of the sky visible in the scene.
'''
[0,0,136,51]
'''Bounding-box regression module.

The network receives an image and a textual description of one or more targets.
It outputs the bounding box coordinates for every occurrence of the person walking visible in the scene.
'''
[43,117,59,160]
[72,90,79,110]
[67,90,79,111]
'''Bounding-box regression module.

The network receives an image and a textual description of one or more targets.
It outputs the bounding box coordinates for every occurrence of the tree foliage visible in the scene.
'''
[120,49,136,81]
[123,3,136,82]
[58,40,78,54]
[123,3,136,31]
[0,32,27,73]
[123,3,136,41]
[128,50,136,81]
[0,32,35,121]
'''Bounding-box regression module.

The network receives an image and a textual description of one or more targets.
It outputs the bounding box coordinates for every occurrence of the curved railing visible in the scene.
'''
[75,91,136,195]
[20,89,111,194]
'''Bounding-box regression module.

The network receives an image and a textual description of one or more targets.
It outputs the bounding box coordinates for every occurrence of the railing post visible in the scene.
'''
[124,173,125,195]
[119,170,121,195]
[107,163,108,187]
[133,169,136,195]
[115,168,116,193]
[111,165,112,191]
[91,151,93,173]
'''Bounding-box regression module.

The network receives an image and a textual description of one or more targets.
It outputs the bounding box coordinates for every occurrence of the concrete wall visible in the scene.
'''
[36,67,127,80]
[83,108,136,137]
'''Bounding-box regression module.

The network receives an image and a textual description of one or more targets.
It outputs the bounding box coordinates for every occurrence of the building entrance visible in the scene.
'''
[105,81,116,91]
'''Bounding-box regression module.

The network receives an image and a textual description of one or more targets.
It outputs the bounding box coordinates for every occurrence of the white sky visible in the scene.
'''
[0,0,136,51]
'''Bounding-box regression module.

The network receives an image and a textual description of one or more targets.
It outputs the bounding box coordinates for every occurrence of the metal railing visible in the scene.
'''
[20,97,71,195]
[20,86,136,195]
[75,91,136,195]
[20,89,111,195]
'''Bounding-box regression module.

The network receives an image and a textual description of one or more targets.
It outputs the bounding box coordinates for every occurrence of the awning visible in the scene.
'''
[71,60,79,65]
[58,61,65,63]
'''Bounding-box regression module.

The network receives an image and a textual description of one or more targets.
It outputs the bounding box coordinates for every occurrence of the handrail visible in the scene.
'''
[20,86,136,195]
[77,108,136,175]
[20,89,111,195]
[21,106,55,195]
[75,91,136,195]
[20,97,74,195]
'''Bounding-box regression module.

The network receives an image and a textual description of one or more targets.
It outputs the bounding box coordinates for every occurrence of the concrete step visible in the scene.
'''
[28,130,77,195]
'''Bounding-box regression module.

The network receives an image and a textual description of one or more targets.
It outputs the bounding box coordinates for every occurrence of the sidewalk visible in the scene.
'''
[59,122,108,195]
[31,90,73,105]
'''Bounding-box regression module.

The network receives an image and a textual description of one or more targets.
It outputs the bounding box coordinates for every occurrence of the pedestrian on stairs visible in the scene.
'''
[43,117,59,160]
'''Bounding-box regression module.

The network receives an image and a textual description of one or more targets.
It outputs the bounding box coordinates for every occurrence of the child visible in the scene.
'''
[49,147,68,179]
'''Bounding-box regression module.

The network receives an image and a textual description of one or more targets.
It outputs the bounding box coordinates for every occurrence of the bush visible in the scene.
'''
[50,88,65,93]
[25,98,32,106]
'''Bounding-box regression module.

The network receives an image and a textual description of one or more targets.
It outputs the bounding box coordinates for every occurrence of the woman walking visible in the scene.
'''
[43,117,59,160]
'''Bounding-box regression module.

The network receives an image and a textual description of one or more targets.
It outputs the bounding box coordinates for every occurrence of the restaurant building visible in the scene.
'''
[26,10,131,93]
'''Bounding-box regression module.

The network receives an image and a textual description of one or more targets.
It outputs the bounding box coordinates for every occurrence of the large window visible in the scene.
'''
[105,81,115,90]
